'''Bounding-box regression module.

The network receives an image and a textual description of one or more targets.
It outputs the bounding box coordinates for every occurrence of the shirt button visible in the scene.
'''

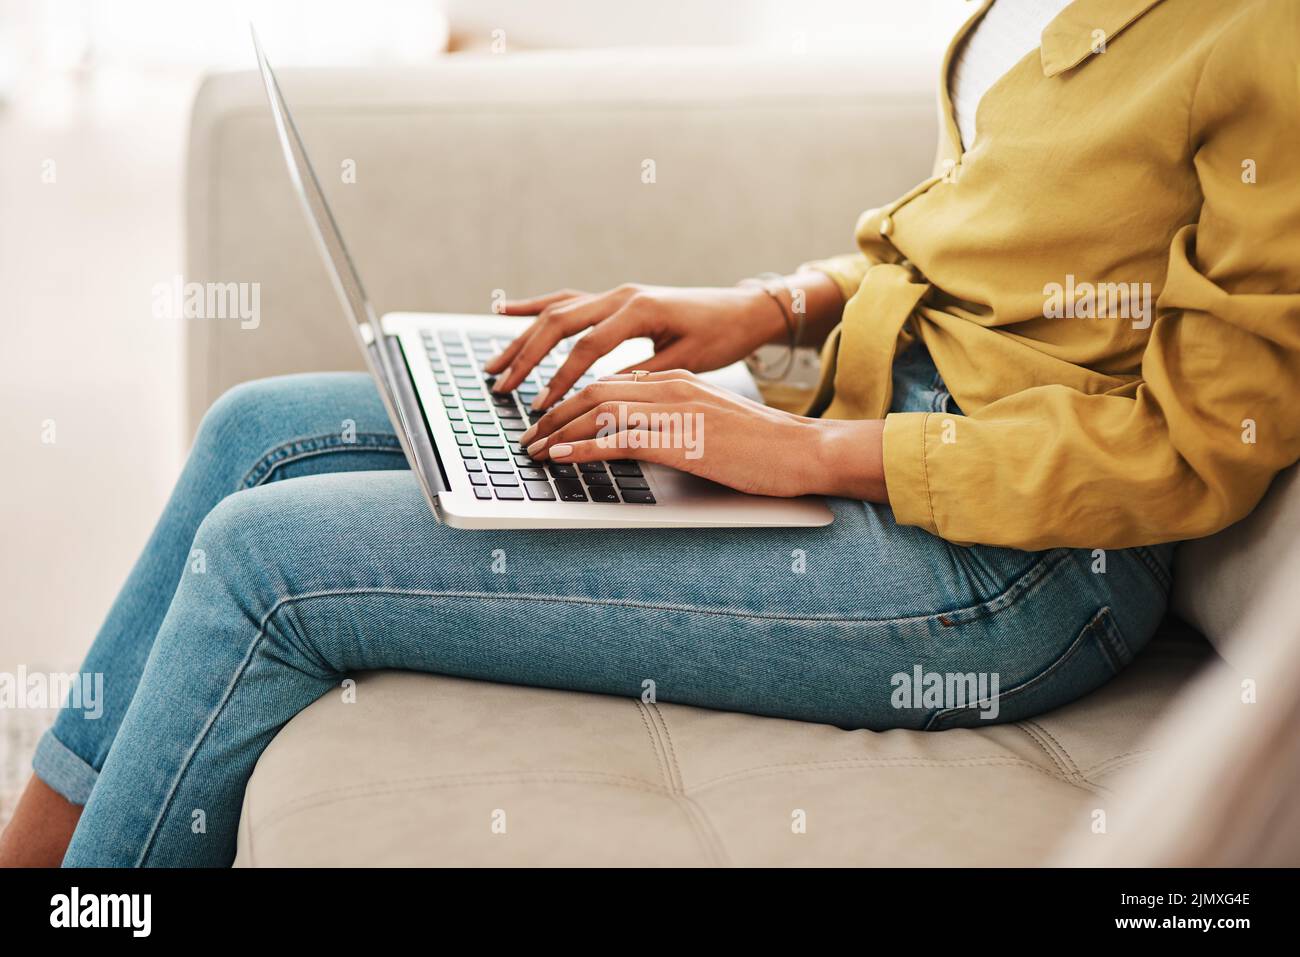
[878,215,894,237]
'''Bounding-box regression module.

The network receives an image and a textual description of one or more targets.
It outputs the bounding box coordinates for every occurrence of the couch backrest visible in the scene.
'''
[1172,464,1300,665]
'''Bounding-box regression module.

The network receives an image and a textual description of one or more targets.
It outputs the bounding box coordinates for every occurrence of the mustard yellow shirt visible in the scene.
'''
[806,0,1300,550]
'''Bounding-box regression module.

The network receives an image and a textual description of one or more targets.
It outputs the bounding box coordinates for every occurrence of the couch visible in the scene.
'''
[184,50,1299,866]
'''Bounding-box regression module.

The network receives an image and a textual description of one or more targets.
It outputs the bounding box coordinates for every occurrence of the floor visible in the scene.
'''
[0,65,199,823]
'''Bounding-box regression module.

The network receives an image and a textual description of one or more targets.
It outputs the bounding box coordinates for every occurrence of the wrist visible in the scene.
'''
[804,418,888,502]
[734,281,791,347]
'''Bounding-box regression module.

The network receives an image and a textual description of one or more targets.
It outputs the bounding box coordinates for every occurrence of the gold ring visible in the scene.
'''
[629,370,649,382]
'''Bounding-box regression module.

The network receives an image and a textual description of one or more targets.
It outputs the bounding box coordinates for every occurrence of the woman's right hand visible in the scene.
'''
[484,283,787,410]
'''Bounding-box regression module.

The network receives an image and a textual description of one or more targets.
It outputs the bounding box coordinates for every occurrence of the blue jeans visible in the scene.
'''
[40,345,1173,866]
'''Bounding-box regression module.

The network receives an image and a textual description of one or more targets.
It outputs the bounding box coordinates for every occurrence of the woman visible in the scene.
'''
[3,0,1297,866]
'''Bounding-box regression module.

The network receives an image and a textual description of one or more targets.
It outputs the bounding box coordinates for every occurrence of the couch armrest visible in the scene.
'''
[184,48,937,432]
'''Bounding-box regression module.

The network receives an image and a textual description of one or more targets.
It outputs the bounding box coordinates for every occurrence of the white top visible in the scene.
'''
[949,0,1074,150]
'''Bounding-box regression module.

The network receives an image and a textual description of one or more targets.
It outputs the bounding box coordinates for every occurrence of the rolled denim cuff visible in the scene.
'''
[32,729,98,806]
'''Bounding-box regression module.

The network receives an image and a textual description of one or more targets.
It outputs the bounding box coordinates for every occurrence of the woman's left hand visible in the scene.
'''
[518,369,887,501]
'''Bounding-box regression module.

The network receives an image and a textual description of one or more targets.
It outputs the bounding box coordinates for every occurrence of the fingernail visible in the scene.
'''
[549,444,573,460]
[530,388,551,411]
[519,425,537,444]
[492,366,512,393]
[527,438,547,457]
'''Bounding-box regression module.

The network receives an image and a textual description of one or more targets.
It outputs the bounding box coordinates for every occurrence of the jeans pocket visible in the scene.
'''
[924,605,1132,730]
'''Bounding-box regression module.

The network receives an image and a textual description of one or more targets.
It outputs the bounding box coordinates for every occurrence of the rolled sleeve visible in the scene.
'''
[882,411,939,535]
[32,728,99,806]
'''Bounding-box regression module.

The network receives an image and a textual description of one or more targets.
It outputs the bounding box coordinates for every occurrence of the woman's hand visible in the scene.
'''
[485,284,785,409]
[517,369,889,501]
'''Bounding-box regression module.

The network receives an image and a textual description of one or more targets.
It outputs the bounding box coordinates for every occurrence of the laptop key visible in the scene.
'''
[554,479,587,502]
[450,420,470,433]
[490,473,520,486]
[477,436,505,448]
[583,472,613,486]
[455,433,474,446]
[467,411,495,424]
[472,423,500,437]
[548,463,578,478]
[459,447,479,459]
[463,459,484,472]
[616,476,650,490]
[494,486,524,500]
[609,461,643,477]
[587,486,619,503]
[524,480,556,501]
[518,467,547,481]
[446,408,465,420]
[481,449,510,461]
[468,472,489,486]
[485,460,516,474]
[621,490,656,504]
[578,462,606,474]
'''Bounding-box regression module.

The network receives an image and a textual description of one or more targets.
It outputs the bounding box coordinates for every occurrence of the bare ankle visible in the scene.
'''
[0,775,83,867]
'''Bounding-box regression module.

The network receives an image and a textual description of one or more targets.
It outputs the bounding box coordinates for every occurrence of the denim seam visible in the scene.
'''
[136,623,271,866]
[1131,545,1172,592]
[240,433,405,490]
[1090,608,1130,673]
[216,558,1070,631]
[925,609,1102,730]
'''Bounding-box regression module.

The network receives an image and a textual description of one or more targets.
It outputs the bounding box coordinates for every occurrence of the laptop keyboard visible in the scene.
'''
[421,329,656,505]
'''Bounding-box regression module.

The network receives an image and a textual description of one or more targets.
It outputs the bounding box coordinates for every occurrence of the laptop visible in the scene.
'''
[252,29,833,530]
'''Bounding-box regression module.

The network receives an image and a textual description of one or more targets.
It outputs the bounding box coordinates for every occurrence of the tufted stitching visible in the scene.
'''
[637,702,729,866]
[649,703,730,866]
[1011,723,1073,780]
[1083,748,1153,776]
[635,704,671,789]
[254,769,673,833]
[691,754,1107,796]
[1021,720,1083,778]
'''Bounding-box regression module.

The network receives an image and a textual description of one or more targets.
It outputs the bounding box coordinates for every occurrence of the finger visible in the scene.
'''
[534,303,658,409]
[604,364,695,380]
[497,288,586,317]
[524,401,664,460]
[486,290,595,374]
[485,295,594,376]
[495,290,632,395]
[546,433,682,469]
[521,380,683,444]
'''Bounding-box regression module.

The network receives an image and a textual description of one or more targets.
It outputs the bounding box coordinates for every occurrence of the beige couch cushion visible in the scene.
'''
[235,624,1212,866]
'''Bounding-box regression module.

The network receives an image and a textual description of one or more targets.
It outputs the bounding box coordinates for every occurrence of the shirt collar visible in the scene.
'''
[1039,0,1166,77]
